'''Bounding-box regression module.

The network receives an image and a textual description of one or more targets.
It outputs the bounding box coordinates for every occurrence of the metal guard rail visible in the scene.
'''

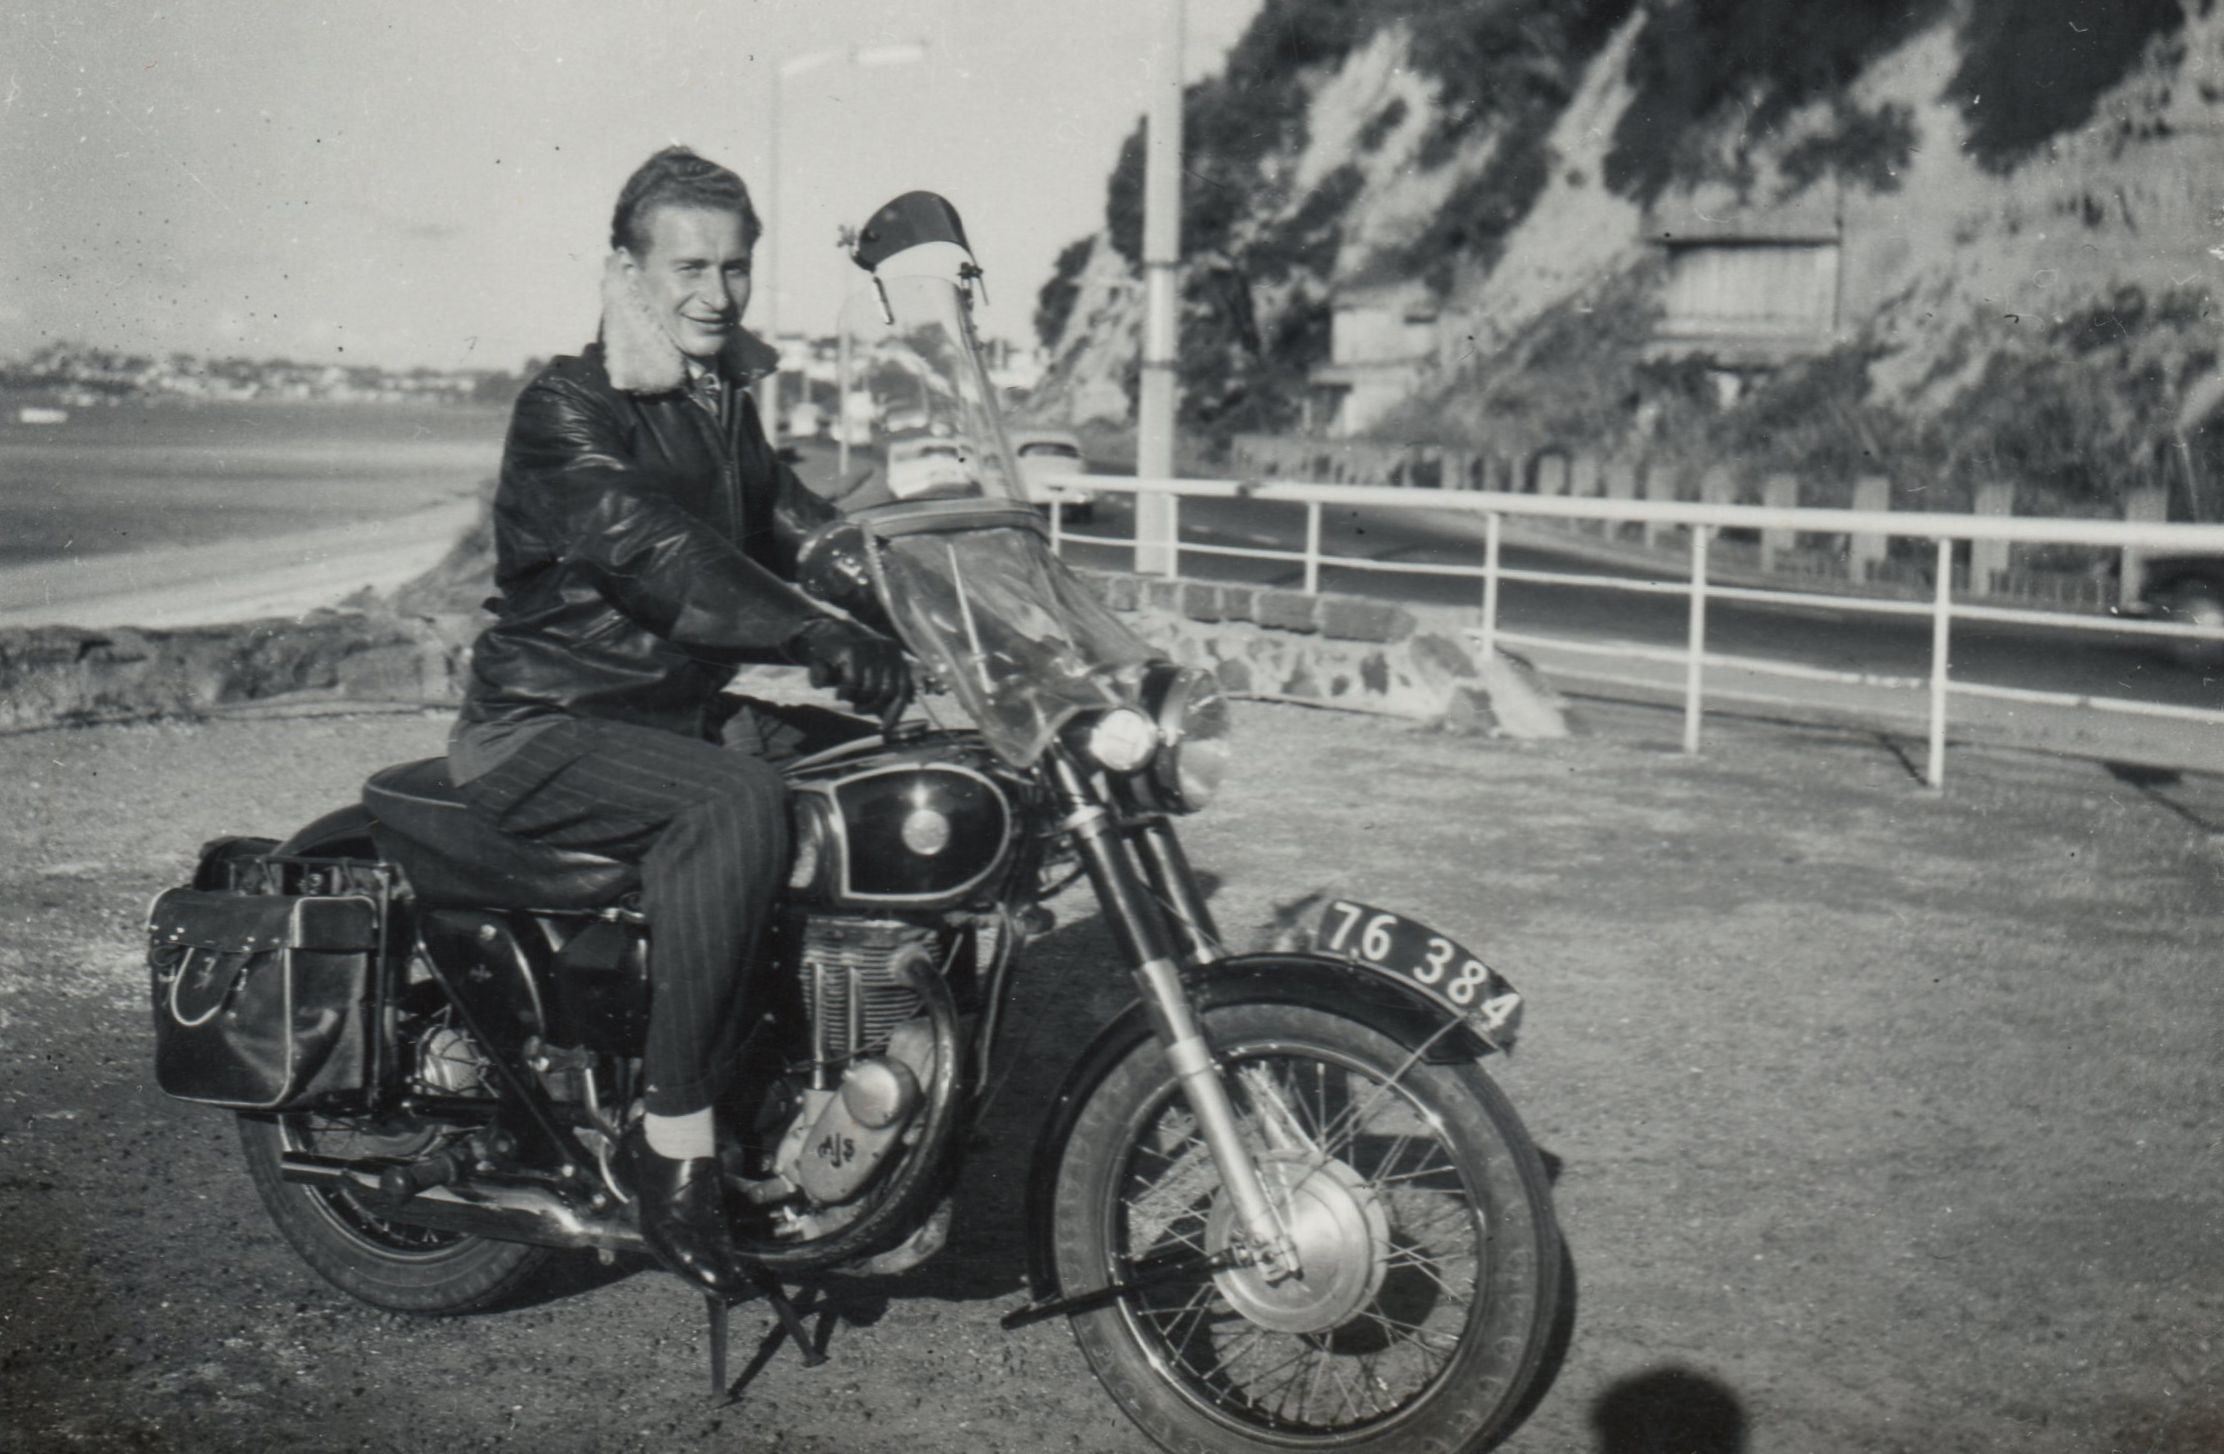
[1034,473,2224,790]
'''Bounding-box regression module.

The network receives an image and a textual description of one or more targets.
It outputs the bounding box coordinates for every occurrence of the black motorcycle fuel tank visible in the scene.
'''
[784,740,1019,911]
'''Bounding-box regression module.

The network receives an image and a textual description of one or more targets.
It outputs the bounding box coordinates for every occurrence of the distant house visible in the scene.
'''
[1646,190,1843,367]
[980,336,1044,396]
[1306,280,1470,438]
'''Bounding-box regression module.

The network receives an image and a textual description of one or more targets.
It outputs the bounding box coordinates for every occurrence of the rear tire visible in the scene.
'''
[1051,1002,1565,1453]
[239,1113,553,1314]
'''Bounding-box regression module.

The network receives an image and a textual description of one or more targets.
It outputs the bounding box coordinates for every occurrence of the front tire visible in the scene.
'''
[1051,1002,1564,1453]
[239,1113,553,1314]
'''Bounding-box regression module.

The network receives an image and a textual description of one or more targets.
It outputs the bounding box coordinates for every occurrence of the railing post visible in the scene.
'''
[1163,491,1181,579]
[1928,536,1952,791]
[1303,500,1322,595]
[1685,526,1709,755]
[1481,510,1502,660]
[1050,498,1064,554]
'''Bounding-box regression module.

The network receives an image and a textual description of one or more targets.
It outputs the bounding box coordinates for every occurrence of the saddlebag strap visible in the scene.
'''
[146,887,380,1111]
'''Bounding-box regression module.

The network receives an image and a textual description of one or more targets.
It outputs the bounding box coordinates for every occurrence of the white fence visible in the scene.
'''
[1042,475,2224,788]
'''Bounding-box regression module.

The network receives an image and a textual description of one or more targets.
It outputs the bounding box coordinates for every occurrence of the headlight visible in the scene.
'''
[1086,706,1159,773]
[1141,665,1232,813]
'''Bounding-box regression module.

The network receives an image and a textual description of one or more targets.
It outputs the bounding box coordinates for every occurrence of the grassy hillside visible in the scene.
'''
[1033,0,2223,520]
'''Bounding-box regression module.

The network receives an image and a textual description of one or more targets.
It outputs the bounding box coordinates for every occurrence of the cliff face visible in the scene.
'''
[1031,0,2224,517]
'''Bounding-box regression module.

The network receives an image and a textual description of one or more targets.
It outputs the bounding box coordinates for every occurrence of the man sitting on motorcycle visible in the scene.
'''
[446,145,909,1294]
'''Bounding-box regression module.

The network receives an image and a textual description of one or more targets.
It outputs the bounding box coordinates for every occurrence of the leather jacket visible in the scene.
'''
[456,344,836,743]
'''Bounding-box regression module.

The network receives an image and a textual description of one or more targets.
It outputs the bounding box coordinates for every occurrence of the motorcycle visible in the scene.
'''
[143,192,1566,1453]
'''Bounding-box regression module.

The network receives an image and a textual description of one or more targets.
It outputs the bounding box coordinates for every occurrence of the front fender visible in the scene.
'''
[1020,950,1496,1301]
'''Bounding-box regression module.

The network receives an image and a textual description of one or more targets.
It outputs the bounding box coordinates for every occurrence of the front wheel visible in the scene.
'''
[1051,1002,1565,1453]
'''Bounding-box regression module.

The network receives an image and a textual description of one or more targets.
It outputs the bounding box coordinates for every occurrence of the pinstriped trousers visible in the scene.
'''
[452,705,862,1115]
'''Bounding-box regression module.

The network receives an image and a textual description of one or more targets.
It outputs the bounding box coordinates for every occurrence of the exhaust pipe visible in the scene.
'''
[281,1151,647,1256]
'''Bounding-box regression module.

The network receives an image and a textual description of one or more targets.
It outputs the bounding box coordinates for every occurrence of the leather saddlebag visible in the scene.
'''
[146,887,379,1110]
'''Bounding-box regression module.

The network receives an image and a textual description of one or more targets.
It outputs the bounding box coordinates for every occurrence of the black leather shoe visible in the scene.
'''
[619,1124,743,1296]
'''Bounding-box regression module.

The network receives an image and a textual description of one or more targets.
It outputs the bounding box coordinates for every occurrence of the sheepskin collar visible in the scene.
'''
[597,251,778,396]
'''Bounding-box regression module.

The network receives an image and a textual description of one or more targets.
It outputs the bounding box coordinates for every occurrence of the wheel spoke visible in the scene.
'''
[1396,1195,1483,1242]
[1356,1348,1397,1418]
[1260,1342,1320,1421]
[1325,1351,1373,1423]
[1380,1248,1476,1304]
[1366,1122,1428,1187]
[1301,1018,1463,1167]
[1135,1280,1219,1351]
[1361,1307,1464,1352]
[1212,1323,1279,1377]
[1295,1347,1332,1426]
[1374,1161,1465,1189]
[1121,1132,1219,1252]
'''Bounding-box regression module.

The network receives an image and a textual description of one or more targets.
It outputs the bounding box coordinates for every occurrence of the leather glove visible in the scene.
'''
[787,617,912,720]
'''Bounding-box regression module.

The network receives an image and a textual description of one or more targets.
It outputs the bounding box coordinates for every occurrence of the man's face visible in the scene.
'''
[624,204,754,361]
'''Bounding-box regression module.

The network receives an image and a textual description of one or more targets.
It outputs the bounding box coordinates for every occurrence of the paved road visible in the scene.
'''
[1048,493,2223,716]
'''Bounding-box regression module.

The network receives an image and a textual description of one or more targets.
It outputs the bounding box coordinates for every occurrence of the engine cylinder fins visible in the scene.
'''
[798,919,937,1063]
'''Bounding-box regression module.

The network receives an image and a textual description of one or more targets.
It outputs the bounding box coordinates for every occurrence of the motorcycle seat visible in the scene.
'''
[362,757,639,911]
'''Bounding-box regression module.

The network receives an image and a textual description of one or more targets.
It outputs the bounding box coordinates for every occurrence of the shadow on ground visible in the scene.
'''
[1590,1365,1748,1453]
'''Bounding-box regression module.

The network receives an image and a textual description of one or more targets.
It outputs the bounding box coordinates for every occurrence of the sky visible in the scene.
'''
[1,0,1263,371]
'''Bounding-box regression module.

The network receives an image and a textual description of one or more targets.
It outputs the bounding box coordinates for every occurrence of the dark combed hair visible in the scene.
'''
[609,145,761,254]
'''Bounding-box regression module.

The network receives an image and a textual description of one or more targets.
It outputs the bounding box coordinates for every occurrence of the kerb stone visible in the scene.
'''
[1319,597,1414,643]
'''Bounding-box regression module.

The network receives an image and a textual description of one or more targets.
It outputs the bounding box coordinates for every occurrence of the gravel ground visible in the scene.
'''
[2,694,2221,1452]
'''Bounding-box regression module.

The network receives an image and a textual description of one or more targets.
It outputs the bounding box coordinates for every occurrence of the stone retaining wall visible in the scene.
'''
[0,611,456,731]
[1079,572,1568,739]
[0,570,1568,740]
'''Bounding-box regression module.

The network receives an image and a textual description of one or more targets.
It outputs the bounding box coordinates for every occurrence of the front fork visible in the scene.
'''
[1047,751,1300,1280]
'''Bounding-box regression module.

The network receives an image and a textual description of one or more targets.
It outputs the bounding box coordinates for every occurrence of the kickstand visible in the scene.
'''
[705,1294,729,1397]
[749,1267,829,1370]
[704,1271,828,1401]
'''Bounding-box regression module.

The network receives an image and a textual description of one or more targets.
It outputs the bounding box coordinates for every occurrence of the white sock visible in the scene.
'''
[642,1108,716,1160]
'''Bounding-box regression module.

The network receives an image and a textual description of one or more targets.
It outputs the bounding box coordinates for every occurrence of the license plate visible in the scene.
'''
[1312,900,1522,1045]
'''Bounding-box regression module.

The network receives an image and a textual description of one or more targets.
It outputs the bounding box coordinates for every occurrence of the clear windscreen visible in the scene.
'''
[839,274,1030,509]
[868,520,1159,766]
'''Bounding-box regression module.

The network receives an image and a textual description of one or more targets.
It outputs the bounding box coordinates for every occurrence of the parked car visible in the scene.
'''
[1007,428,1094,522]
[884,433,980,502]
[2124,553,2224,666]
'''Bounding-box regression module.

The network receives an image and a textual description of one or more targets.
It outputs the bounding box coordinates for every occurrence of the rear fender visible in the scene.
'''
[274,803,379,861]
[1019,950,1494,1300]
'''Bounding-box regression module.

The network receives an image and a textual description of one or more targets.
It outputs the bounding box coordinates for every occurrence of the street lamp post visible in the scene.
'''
[757,40,928,447]
[1134,0,1185,575]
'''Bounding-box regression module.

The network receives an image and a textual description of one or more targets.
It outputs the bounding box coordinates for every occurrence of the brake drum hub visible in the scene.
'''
[1206,1152,1389,1335]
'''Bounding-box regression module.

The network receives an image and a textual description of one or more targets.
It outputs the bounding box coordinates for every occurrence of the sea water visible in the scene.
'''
[0,401,503,568]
